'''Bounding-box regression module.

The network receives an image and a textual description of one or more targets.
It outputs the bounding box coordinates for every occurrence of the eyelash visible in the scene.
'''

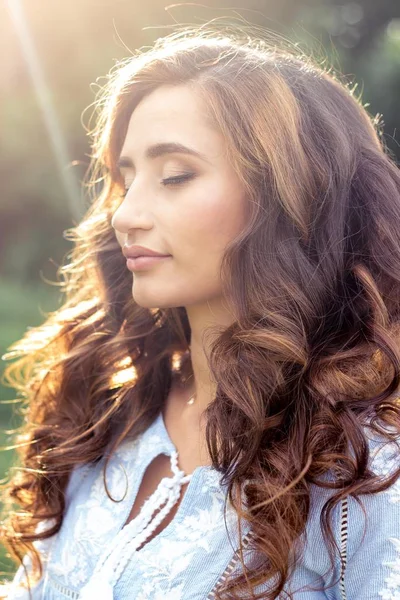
[120,173,195,197]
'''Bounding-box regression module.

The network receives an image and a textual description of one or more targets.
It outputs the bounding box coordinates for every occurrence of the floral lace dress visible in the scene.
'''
[5,413,400,599]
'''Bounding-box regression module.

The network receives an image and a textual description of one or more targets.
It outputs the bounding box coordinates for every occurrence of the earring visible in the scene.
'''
[187,392,196,405]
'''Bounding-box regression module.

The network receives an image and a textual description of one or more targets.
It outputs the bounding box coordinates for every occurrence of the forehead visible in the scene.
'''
[120,84,225,159]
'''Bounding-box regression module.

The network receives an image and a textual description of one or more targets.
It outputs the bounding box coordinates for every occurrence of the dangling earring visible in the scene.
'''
[181,367,195,404]
[187,392,196,405]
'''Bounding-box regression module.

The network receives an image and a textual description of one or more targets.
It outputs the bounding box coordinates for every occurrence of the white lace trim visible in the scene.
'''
[79,450,192,600]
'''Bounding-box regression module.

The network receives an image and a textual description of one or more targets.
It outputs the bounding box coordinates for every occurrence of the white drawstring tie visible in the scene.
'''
[79,451,192,600]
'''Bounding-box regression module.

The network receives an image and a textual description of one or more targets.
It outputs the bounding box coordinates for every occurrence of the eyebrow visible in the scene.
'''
[116,142,209,170]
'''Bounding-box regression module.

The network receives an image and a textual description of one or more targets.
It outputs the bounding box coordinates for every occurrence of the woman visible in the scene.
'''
[2,23,400,600]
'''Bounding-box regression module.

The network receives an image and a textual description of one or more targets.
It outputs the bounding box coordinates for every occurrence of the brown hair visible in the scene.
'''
[2,22,400,600]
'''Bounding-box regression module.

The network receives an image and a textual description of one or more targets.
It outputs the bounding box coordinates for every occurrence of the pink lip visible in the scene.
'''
[122,244,170,259]
[126,255,171,271]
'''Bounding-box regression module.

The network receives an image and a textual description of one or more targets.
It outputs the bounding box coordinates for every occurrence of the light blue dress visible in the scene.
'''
[5,412,400,599]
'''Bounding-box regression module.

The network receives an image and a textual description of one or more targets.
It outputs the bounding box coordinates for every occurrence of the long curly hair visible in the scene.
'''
[2,23,400,600]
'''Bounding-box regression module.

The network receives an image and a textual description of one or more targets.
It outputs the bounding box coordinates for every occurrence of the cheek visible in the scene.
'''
[182,181,246,245]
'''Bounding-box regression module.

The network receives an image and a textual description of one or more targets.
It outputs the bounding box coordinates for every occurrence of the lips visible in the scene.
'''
[132,253,169,258]
[122,244,170,259]
[126,255,171,272]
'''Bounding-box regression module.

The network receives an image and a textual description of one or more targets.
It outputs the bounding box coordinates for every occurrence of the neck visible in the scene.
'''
[182,297,235,416]
[164,299,235,468]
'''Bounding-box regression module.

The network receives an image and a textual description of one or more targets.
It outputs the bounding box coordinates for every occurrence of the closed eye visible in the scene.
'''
[121,172,195,198]
[161,173,195,186]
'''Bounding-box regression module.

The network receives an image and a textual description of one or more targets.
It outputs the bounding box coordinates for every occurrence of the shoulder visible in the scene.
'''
[345,422,400,542]
[293,422,400,598]
[335,423,400,599]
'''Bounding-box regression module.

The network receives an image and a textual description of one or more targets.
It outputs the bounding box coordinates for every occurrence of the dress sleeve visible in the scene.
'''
[341,432,400,600]
[5,519,57,600]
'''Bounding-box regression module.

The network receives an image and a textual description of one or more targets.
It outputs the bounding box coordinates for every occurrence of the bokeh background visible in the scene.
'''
[1,0,399,580]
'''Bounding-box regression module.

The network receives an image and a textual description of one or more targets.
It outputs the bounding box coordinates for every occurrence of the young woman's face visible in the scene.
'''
[111,83,248,310]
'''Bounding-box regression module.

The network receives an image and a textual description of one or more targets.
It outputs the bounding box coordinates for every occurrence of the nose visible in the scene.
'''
[111,189,153,234]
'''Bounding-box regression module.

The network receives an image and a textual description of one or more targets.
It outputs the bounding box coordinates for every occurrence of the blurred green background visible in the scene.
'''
[1,0,399,580]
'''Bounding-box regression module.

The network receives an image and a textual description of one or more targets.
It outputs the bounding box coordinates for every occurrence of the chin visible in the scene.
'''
[131,289,181,310]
